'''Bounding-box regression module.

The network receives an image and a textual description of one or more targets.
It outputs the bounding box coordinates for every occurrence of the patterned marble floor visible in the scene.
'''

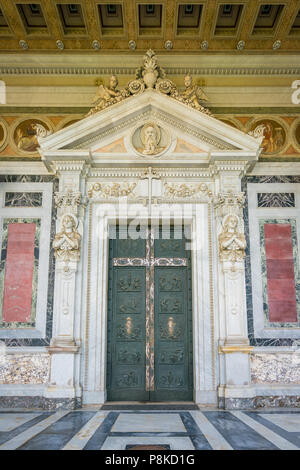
[0,409,299,450]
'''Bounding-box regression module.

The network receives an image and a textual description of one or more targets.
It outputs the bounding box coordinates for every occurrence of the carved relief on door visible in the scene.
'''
[107,227,193,401]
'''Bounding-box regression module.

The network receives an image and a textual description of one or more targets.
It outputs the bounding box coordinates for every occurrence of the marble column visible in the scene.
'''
[214,162,254,409]
[44,161,88,407]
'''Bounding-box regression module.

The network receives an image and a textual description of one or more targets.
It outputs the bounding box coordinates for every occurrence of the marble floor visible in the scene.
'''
[0,408,299,450]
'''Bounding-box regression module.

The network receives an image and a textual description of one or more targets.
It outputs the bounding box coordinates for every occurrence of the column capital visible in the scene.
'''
[214,191,245,218]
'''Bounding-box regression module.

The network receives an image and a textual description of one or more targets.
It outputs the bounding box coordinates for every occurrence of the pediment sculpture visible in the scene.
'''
[88,49,211,116]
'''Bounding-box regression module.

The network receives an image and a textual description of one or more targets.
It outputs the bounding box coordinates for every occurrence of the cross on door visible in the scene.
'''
[113,227,187,391]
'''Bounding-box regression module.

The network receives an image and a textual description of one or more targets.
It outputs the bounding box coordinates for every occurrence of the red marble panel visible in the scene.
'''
[268,301,297,322]
[264,223,291,239]
[266,259,295,279]
[2,223,36,322]
[264,222,297,322]
[264,238,294,259]
[267,279,297,301]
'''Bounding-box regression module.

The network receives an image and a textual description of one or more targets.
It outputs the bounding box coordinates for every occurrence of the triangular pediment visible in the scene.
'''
[39,89,261,166]
[39,49,262,167]
[94,137,127,153]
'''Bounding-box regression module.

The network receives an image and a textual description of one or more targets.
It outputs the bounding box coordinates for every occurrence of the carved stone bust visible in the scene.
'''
[218,214,246,262]
[132,122,168,156]
[53,214,81,262]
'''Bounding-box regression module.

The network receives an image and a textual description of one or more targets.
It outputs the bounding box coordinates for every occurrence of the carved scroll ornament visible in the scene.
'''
[88,49,211,116]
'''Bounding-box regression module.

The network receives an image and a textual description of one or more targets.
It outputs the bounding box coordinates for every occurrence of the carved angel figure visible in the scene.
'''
[53,214,81,262]
[218,214,246,262]
[88,75,129,114]
[178,75,209,111]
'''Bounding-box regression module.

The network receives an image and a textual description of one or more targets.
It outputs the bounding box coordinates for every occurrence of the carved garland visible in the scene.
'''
[87,182,137,199]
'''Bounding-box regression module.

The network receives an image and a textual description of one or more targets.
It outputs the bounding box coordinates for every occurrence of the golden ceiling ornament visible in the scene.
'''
[88,49,211,116]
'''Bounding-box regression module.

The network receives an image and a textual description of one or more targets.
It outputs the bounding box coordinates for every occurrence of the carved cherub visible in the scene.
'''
[89,75,129,114]
[180,74,208,110]
[218,214,246,262]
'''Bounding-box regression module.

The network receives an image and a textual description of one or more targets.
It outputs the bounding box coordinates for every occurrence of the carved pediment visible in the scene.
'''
[87,49,211,118]
[38,50,262,168]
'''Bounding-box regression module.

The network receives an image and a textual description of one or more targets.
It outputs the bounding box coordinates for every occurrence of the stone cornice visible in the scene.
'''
[88,168,212,178]
[0,66,298,76]
[211,161,251,175]
[50,160,89,173]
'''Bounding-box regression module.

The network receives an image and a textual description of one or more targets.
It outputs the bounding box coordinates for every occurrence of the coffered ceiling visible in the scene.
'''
[0,0,299,53]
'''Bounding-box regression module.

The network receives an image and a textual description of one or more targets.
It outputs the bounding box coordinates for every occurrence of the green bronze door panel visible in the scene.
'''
[107,267,148,401]
[107,232,149,401]
[107,227,193,402]
[151,265,193,401]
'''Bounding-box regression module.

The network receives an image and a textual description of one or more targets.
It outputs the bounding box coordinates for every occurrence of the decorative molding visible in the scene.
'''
[87,50,211,117]
[88,168,212,178]
[0,67,299,76]
[72,107,232,151]
[54,191,84,209]
[72,107,233,152]
[242,175,300,347]
[163,182,213,200]
[214,191,246,219]
[208,204,216,390]
[0,118,9,153]
[219,345,254,354]
[0,175,58,347]
[84,203,93,390]
[212,161,250,175]
[151,112,232,150]
[50,161,88,173]
[87,182,137,199]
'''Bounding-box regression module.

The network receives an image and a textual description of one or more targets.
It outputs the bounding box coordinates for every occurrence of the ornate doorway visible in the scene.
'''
[106,226,193,401]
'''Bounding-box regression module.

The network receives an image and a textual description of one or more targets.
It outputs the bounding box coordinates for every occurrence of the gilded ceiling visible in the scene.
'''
[0,0,299,53]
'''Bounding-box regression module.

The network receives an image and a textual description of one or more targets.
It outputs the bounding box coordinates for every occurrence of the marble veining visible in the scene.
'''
[250,353,300,384]
[0,218,41,329]
[0,410,299,450]
[259,218,300,328]
[242,175,300,346]
[4,192,43,207]
[0,353,50,384]
[0,176,58,347]
[257,193,295,208]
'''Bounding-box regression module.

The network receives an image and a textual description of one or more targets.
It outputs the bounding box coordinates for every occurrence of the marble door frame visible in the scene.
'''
[81,202,217,405]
